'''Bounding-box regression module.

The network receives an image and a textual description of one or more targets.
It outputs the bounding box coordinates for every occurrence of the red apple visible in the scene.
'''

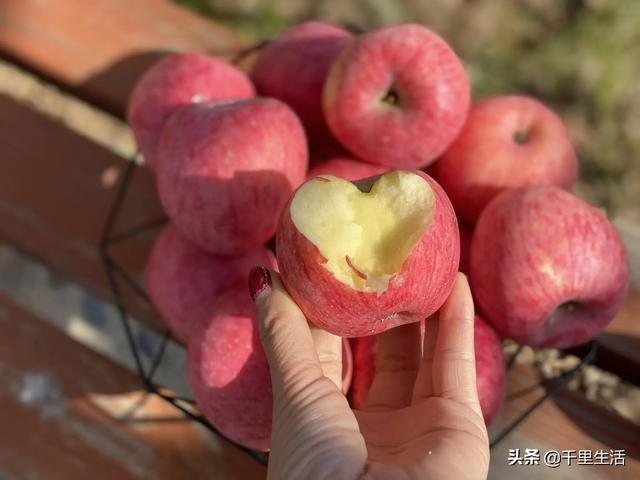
[459,222,473,275]
[348,316,505,425]
[156,98,308,255]
[308,155,388,181]
[276,170,460,337]
[188,284,272,451]
[189,284,354,451]
[323,24,469,169]
[146,224,277,343]
[128,53,254,169]
[471,186,630,348]
[422,163,438,180]
[435,95,578,223]
[348,336,378,410]
[474,315,506,426]
[251,21,352,148]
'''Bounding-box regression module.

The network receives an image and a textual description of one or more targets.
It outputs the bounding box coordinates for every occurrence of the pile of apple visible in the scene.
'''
[131,21,630,452]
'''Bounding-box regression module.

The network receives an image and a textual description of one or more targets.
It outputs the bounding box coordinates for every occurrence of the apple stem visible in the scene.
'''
[548,300,582,326]
[381,87,400,107]
[513,130,528,144]
[562,301,578,312]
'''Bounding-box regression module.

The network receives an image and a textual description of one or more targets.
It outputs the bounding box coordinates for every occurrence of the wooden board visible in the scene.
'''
[0,293,266,479]
[489,363,640,479]
[2,285,636,480]
[0,0,244,117]
[0,94,164,331]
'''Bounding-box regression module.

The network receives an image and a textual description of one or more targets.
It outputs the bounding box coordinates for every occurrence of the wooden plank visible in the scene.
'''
[5,280,634,480]
[0,94,164,331]
[0,293,266,479]
[0,0,244,117]
[489,363,640,479]
[5,285,632,480]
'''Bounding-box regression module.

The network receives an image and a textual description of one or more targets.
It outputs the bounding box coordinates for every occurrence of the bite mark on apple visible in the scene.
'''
[289,171,435,293]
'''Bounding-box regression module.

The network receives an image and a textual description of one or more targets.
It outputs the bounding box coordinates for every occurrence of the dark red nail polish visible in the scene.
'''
[249,266,272,302]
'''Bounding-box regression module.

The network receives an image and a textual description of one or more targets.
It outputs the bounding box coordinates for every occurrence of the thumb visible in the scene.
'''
[248,266,366,479]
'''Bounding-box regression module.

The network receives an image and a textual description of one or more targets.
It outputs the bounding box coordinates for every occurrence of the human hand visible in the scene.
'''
[249,267,489,480]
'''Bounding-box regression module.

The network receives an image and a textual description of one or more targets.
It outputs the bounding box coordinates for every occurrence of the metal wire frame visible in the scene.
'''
[492,340,597,448]
[99,159,268,465]
[99,150,597,463]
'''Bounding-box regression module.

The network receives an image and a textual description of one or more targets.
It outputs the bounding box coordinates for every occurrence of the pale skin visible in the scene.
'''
[253,271,490,480]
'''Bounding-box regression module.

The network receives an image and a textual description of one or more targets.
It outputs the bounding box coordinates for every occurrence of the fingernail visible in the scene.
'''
[249,266,272,302]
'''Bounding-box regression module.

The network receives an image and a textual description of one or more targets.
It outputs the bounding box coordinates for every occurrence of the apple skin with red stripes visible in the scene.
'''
[470,186,629,348]
[435,95,578,224]
[323,24,469,169]
[128,53,254,169]
[188,283,353,451]
[156,97,308,255]
[146,224,277,343]
[251,21,352,149]
[276,171,460,337]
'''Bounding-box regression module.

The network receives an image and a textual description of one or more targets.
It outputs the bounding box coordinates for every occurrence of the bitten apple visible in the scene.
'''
[307,155,388,181]
[277,170,459,337]
[323,24,469,169]
[128,53,254,169]
[146,224,277,343]
[435,95,578,223]
[188,284,353,451]
[251,21,352,147]
[156,98,308,255]
[471,186,629,348]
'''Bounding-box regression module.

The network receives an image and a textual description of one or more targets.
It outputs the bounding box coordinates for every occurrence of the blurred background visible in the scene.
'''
[176,0,640,219]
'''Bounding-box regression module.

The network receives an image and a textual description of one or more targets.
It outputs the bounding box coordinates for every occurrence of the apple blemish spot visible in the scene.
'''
[289,171,435,294]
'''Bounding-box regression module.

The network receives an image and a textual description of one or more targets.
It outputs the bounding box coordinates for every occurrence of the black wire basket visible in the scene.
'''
[99,158,598,466]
